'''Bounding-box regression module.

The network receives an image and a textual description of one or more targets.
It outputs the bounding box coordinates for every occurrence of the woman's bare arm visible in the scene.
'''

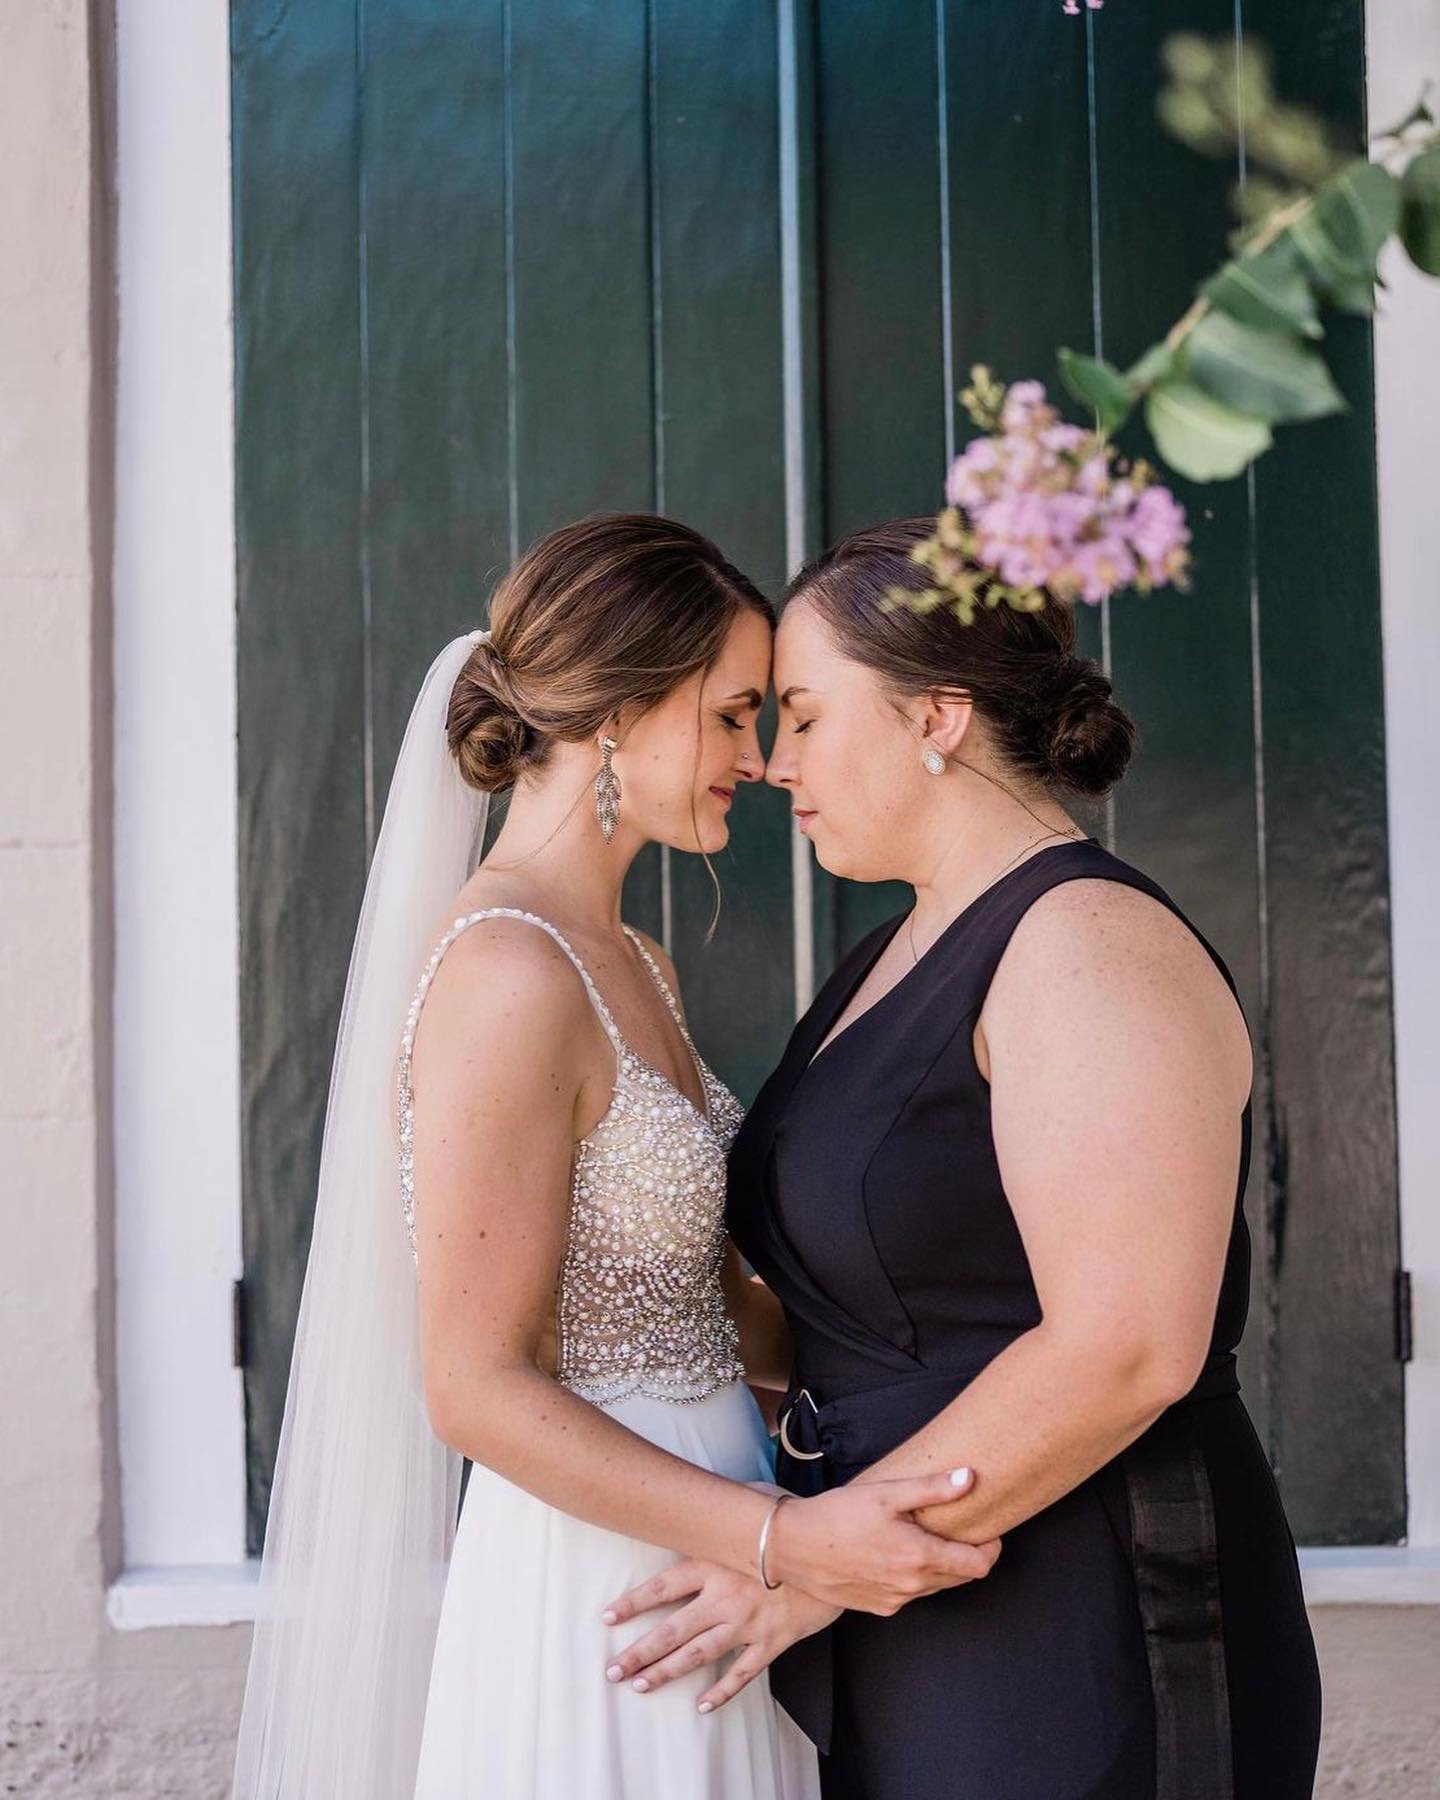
[410,917,993,1610]
[834,879,1250,1547]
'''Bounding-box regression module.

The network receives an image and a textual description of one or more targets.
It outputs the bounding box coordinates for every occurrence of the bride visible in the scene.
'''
[230,513,998,1799]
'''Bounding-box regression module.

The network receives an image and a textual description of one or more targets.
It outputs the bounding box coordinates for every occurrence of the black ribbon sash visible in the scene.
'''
[769,1355,1238,1796]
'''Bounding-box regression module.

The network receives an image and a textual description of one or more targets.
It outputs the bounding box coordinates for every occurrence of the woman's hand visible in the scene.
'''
[766,1469,1003,1615]
[602,1559,842,1714]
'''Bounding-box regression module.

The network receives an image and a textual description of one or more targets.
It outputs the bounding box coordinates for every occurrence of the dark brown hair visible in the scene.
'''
[786,517,1135,798]
[448,514,774,793]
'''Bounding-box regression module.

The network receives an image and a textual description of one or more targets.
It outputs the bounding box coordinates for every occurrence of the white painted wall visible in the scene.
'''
[1369,0,1440,1551]
[112,0,245,1570]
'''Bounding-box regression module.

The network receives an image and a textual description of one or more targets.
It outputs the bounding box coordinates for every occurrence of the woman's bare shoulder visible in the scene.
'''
[411,905,600,1064]
[1006,875,1221,984]
[987,876,1251,1094]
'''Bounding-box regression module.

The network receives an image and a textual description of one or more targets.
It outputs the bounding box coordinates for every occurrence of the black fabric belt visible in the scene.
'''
[769,1354,1238,1796]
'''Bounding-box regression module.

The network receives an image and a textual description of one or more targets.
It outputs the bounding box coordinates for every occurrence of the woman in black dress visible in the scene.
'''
[604,518,1321,1799]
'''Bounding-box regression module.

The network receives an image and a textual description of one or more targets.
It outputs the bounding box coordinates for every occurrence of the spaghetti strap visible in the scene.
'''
[621,925,690,1038]
[402,907,624,1063]
[396,908,624,1260]
[623,925,713,1128]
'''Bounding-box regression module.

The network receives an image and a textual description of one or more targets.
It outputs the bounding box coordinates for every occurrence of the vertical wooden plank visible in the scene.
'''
[508,0,654,538]
[232,0,365,1552]
[1090,2,1272,1443]
[944,1,1108,686]
[815,3,944,544]
[649,0,794,1101]
[942,2,1114,847]
[363,0,511,794]
[1241,0,1404,1542]
[811,0,948,964]
[505,0,665,935]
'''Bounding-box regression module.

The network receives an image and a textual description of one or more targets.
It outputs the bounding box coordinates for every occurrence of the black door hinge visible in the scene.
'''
[232,1276,248,1370]
[1395,1269,1414,1365]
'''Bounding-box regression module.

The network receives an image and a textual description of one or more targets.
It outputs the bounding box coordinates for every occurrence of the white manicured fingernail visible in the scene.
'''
[632,1677,650,1693]
[606,1664,623,1682]
[601,1609,617,1624]
[698,1701,714,1714]
[949,1466,972,1487]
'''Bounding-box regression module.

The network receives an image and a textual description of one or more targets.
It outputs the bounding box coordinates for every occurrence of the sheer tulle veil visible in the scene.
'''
[232,632,490,1798]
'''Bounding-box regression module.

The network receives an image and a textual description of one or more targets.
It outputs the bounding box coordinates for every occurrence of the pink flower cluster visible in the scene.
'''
[944,380,1190,606]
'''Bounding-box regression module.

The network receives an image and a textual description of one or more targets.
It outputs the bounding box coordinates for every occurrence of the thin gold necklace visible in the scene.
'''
[905,827,1087,964]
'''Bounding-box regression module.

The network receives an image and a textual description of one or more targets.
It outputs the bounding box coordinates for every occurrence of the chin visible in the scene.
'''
[669,822,730,857]
[811,838,872,881]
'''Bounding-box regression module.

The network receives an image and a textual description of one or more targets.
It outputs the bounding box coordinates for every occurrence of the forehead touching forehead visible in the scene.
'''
[702,605,772,703]
[775,595,858,704]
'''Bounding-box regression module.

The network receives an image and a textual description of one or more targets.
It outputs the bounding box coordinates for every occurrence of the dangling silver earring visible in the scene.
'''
[922,746,947,775]
[595,736,622,842]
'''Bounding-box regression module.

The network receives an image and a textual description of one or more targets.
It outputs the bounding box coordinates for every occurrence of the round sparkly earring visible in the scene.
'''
[595,736,622,842]
[922,746,947,775]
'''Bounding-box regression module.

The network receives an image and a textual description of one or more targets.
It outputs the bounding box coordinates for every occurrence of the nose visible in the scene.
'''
[766,742,797,789]
[735,722,766,783]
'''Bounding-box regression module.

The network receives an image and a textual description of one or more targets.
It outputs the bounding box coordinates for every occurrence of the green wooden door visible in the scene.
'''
[233,0,1403,1553]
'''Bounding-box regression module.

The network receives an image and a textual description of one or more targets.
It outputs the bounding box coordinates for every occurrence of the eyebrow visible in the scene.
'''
[721,688,765,709]
[779,685,817,707]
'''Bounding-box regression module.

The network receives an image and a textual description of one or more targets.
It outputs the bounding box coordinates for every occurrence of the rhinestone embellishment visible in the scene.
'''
[397,909,746,1406]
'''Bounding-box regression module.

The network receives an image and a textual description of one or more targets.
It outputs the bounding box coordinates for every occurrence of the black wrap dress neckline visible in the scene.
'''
[803,835,1100,1075]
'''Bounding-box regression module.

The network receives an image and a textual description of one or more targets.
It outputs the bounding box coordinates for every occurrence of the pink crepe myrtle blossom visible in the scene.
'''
[936,376,1190,610]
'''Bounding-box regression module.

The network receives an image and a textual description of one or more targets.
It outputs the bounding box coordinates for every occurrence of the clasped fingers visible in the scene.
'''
[887,1522,1003,1603]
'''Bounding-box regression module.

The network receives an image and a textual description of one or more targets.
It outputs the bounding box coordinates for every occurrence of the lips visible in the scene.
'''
[709,786,735,808]
[793,809,817,834]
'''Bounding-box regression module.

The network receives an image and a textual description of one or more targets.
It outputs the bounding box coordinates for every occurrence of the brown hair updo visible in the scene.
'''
[447,514,774,794]
[786,517,1135,798]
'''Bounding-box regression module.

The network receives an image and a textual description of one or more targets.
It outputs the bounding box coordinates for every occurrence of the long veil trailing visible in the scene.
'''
[232,632,490,1799]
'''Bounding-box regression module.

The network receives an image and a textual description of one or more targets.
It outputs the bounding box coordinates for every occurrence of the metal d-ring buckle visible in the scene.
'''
[777,1386,825,1461]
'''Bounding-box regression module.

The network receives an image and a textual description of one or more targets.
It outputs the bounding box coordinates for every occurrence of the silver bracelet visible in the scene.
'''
[756,1492,793,1591]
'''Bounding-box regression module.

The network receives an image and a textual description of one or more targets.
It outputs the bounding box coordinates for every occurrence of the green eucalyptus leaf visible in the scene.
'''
[1201,238,1323,337]
[1400,145,1440,276]
[1057,348,1136,435]
[1317,158,1401,262]
[1187,311,1346,423]
[1291,159,1398,308]
[1145,380,1273,482]
[1293,231,1379,313]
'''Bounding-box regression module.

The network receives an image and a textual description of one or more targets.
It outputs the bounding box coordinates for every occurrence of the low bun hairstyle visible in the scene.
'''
[787,517,1135,798]
[447,514,774,794]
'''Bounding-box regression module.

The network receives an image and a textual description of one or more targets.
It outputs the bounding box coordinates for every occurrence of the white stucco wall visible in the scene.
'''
[0,3,251,1792]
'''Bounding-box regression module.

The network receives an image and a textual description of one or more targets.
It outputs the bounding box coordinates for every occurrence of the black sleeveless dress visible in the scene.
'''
[727,840,1321,1800]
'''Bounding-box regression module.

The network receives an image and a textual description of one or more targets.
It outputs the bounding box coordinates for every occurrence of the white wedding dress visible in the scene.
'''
[401,908,820,1799]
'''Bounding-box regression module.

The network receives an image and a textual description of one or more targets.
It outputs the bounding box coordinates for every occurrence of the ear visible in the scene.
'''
[911,688,974,758]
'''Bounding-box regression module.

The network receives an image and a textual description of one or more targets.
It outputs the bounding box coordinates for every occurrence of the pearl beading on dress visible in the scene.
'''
[397,908,746,1406]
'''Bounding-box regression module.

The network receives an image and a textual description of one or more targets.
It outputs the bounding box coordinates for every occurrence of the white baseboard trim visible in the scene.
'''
[106,1559,261,1629]
[1298,1546,1440,1606]
[105,1547,1440,1631]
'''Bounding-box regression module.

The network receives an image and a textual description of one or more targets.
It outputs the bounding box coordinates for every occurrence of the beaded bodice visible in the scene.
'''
[398,908,746,1405]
